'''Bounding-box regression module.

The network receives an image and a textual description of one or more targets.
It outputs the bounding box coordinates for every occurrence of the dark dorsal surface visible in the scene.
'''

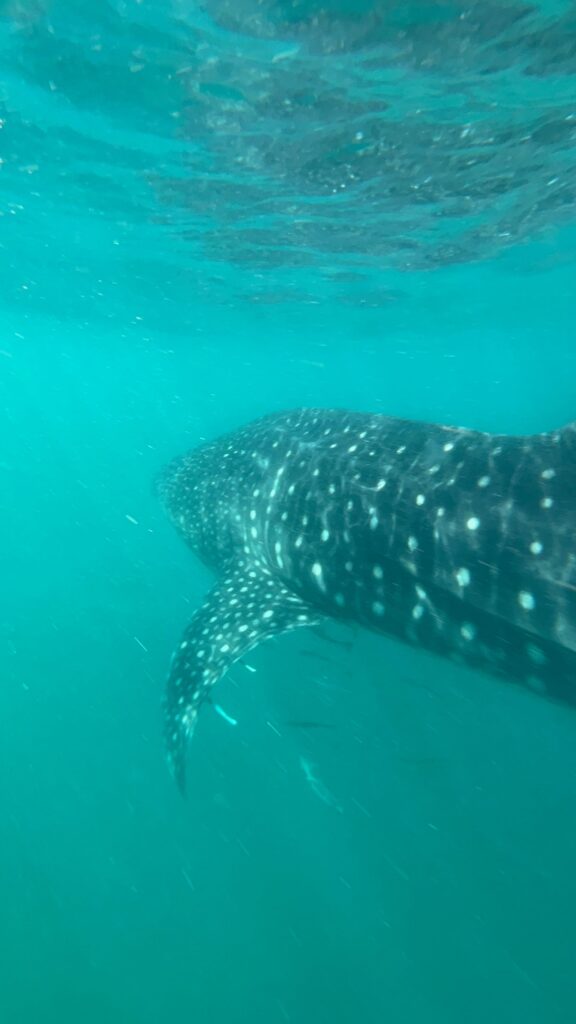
[158,409,576,791]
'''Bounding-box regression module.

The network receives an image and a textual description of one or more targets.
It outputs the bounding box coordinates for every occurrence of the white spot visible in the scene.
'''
[412,604,424,620]
[376,479,386,490]
[477,475,491,487]
[518,591,535,611]
[460,622,476,641]
[455,567,471,587]
[541,497,553,509]
[372,601,385,616]
[373,565,384,580]
[530,540,543,555]
[443,442,454,452]
[396,445,406,454]
[526,675,547,695]
[415,585,427,600]
[220,644,230,653]
[295,536,303,549]
[541,468,556,480]
[238,624,248,633]
[345,561,353,572]
[416,494,425,506]
[527,643,547,665]
[312,562,325,590]
[180,641,188,650]
[249,509,256,520]
[262,609,274,620]
[348,444,358,453]
[321,529,330,542]
[251,527,258,539]
[370,514,379,530]
[428,465,440,474]
[436,507,445,517]
[407,536,418,552]
[466,516,480,531]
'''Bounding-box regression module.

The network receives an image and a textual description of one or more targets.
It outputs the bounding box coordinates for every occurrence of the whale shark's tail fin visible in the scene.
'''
[164,564,322,795]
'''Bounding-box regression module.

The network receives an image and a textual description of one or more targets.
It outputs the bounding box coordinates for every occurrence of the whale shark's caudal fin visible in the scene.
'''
[164,563,322,794]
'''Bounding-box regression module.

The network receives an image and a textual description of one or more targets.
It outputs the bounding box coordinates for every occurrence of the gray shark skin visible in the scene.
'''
[158,409,576,793]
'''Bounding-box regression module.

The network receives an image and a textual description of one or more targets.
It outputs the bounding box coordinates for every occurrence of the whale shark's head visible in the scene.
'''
[156,443,247,572]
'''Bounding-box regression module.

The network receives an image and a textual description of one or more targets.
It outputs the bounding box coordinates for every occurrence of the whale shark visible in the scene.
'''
[157,408,576,793]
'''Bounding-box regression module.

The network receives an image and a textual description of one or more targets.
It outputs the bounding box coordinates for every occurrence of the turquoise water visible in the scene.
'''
[1,2,576,1022]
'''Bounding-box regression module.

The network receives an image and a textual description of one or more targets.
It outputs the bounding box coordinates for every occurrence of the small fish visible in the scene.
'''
[298,648,335,665]
[299,757,343,813]
[285,719,334,730]
[205,696,238,726]
[213,703,238,727]
[311,626,354,650]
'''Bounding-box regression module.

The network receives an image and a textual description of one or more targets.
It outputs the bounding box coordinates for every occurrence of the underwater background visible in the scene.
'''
[1,2,576,1021]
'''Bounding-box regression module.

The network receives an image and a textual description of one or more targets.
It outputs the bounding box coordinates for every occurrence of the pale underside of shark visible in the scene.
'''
[156,408,576,793]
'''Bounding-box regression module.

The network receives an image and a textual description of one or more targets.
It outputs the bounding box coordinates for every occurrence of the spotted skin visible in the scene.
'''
[158,409,576,792]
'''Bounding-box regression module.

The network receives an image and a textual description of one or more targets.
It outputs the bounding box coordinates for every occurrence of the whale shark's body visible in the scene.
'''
[158,408,576,792]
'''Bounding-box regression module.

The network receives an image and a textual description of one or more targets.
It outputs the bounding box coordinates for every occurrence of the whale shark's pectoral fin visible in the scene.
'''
[164,564,323,794]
